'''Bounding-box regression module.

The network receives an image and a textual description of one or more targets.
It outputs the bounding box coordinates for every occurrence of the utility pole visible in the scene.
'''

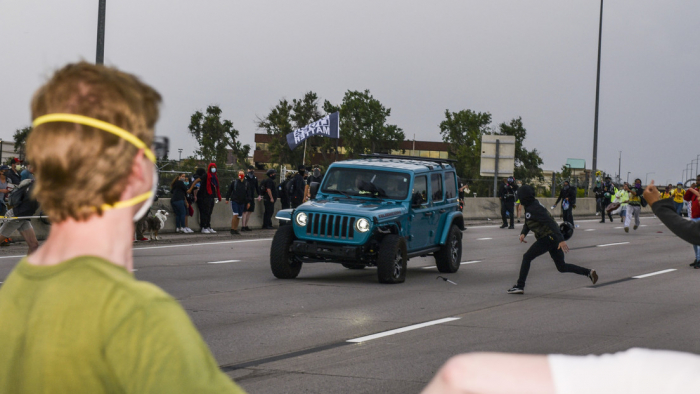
[96,0,106,64]
[591,0,604,194]
[617,151,621,184]
[493,139,500,198]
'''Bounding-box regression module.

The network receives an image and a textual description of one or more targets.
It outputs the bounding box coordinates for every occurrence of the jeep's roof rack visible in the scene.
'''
[359,153,456,166]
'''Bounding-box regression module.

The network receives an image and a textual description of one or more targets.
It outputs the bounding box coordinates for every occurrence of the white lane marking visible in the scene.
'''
[0,255,25,260]
[461,260,481,264]
[134,238,272,251]
[207,260,241,264]
[422,266,438,269]
[633,269,676,279]
[467,217,656,229]
[347,317,461,343]
[640,225,648,227]
[476,238,492,241]
[597,242,630,247]
[614,227,623,229]
[584,229,595,232]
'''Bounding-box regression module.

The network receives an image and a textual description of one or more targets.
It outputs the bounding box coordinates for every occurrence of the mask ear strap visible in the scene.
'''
[102,191,153,211]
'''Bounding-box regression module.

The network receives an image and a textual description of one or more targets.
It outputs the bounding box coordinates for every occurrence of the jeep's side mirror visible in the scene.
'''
[411,192,425,208]
[309,182,320,200]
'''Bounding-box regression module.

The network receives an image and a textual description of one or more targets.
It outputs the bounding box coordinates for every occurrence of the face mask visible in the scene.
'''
[32,113,159,222]
[635,183,641,187]
[563,185,570,190]
[211,168,216,173]
[313,169,321,178]
[238,174,245,180]
[184,181,189,186]
[270,175,276,179]
[299,170,305,175]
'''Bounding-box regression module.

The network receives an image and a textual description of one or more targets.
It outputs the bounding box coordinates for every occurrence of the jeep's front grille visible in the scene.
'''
[306,213,356,240]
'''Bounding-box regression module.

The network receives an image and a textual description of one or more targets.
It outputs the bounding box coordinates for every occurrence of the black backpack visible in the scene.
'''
[286,179,295,199]
[9,180,38,217]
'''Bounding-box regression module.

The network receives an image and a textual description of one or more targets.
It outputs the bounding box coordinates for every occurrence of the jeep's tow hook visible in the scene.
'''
[436,276,457,285]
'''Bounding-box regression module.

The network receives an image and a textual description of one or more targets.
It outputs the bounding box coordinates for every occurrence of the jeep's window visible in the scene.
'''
[412,176,428,205]
[431,173,443,202]
[444,172,457,199]
[322,168,410,199]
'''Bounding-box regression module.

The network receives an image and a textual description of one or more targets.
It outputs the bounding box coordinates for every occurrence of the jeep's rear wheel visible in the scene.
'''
[342,263,366,270]
[270,225,302,279]
[377,235,407,284]
[435,225,462,273]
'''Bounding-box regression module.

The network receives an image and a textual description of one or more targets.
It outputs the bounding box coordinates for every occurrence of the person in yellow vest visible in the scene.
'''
[614,183,630,223]
[671,182,685,215]
[0,62,246,393]
[660,184,673,199]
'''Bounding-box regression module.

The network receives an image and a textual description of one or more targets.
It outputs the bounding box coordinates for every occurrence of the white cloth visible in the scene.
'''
[624,205,641,228]
[549,348,700,394]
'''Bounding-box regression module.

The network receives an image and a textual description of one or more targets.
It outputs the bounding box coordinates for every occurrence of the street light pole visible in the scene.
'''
[591,0,604,194]
[617,151,621,183]
[96,0,106,64]
[178,148,183,161]
[645,172,654,185]
[626,171,631,183]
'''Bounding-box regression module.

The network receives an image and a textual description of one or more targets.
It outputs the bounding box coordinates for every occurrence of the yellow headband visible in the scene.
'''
[32,113,156,163]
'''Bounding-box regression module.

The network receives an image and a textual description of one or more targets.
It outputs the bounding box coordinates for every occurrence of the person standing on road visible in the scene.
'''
[672,182,686,215]
[498,177,518,229]
[261,169,278,229]
[279,171,293,210]
[225,170,248,235]
[240,165,260,232]
[507,185,597,295]
[624,179,644,233]
[290,165,307,208]
[554,180,576,227]
[305,165,324,201]
[0,62,245,393]
[683,176,700,267]
[196,163,221,234]
[170,173,192,233]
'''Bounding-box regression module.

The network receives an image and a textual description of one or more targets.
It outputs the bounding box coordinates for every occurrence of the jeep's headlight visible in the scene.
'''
[356,218,370,233]
[296,212,308,227]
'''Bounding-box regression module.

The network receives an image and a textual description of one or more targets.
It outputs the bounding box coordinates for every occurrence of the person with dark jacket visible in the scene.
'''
[554,181,577,226]
[170,173,190,233]
[305,165,324,201]
[225,170,248,235]
[593,176,616,223]
[260,169,278,229]
[6,159,21,185]
[507,185,597,294]
[645,180,700,259]
[0,179,39,254]
[194,163,221,234]
[279,172,293,209]
[498,177,518,229]
[290,166,307,208]
[241,166,259,232]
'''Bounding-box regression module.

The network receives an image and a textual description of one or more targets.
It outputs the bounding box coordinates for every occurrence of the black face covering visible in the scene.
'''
[298,170,305,175]
[313,169,321,178]
[269,175,276,179]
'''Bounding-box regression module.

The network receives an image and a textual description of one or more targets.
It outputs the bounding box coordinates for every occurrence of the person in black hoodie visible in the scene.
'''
[593,176,616,223]
[290,166,307,208]
[553,180,576,226]
[508,185,598,294]
[498,177,518,229]
[225,170,248,235]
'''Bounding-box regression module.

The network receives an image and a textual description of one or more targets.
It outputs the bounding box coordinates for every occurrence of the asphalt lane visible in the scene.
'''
[1,215,698,393]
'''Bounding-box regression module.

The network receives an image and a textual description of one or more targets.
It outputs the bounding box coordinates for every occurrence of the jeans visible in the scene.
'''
[198,198,215,229]
[171,199,186,228]
[675,202,684,216]
[693,219,700,261]
[516,235,591,288]
[624,205,641,228]
[263,200,275,228]
[501,201,514,227]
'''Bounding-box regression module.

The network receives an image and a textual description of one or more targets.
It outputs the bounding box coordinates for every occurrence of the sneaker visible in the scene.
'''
[208,228,217,233]
[596,212,600,216]
[176,227,181,233]
[694,262,700,270]
[230,229,240,235]
[184,227,193,233]
[201,228,211,234]
[624,227,629,233]
[243,226,251,232]
[588,269,598,285]
[599,220,604,223]
[633,225,638,230]
[517,219,521,223]
[507,286,524,294]
[500,224,508,229]
[508,226,514,229]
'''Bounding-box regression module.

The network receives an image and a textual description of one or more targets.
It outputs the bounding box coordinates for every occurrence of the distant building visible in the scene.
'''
[249,133,450,169]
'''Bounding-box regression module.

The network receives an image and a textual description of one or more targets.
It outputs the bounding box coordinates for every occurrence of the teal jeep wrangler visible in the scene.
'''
[271,154,465,284]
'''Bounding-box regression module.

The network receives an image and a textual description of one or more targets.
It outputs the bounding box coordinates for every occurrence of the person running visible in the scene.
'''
[684,176,700,267]
[613,182,630,223]
[225,170,247,235]
[508,185,597,295]
[671,182,685,215]
[624,179,643,233]
[170,173,189,233]
[0,61,244,393]
[0,177,40,255]
[498,177,518,229]
[660,184,673,199]
[553,180,576,227]
[594,176,616,223]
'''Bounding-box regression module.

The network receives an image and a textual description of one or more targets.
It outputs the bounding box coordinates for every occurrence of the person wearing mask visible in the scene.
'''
[507,185,597,295]
[683,176,700,267]
[290,165,307,208]
[305,165,324,201]
[624,178,643,233]
[225,170,248,235]
[672,182,685,215]
[20,163,35,181]
[660,184,673,200]
[241,166,260,232]
[0,165,10,216]
[0,62,245,393]
[170,173,191,233]
[6,158,21,185]
[553,180,576,227]
[194,163,221,234]
[613,183,630,223]
[279,171,293,210]
[594,176,616,223]
[497,177,518,229]
[261,169,278,229]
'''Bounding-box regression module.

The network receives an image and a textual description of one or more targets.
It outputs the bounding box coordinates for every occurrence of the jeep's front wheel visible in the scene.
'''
[270,225,302,279]
[377,235,407,284]
[435,225,462,273]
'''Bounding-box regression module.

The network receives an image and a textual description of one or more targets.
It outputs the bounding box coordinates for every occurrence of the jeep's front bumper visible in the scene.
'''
[292,240,364,262]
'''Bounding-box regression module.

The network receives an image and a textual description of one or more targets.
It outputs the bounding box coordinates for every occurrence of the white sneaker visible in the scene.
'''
[184,227,193,233]
[201,228,211,234]
[208,228,217,233]
[176,227,181,233]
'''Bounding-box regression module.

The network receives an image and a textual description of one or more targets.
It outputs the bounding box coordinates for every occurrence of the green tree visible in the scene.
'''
[496,117,544,184]
[13,126,31,161]
[188,106,249,168]
[257,98,300,168]
[323,89,404,159]
[439,109,492,195]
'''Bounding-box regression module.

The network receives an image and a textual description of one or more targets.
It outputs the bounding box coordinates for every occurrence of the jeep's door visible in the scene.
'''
[408,175,431,251]
[428,172,446,245]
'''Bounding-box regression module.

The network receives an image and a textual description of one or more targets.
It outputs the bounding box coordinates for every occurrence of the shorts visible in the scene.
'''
[245,199,255,213]
[230,201,245,216]
[0,220,33,238]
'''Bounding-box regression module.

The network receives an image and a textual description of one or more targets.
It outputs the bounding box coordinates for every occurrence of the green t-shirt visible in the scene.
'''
[0,256,245,394]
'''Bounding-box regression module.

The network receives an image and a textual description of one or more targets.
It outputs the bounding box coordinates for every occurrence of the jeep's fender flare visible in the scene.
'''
[275,208,293,222]
[438,212,465,245]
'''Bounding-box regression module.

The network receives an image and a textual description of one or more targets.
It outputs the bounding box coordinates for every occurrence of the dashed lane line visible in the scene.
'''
[476,237,492,241]
[597,242,630,247]
[422,260,482,269]
[0,255,25,260]
[632,269,677,279]
[207,260,241,264]
[590,268,678,288]
[347,317,461,343]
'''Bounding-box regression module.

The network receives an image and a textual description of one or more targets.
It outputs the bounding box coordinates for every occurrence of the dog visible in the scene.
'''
[137,210,169,241]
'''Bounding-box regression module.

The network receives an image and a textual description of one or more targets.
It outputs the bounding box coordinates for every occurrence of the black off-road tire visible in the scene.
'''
[270,225,302,279]
[376,235,407,284]
[342,263,366,270]
[434,225,462,273]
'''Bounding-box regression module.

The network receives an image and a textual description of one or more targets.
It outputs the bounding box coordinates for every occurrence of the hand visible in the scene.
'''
[246,203,250,209]
[257,196,262,201]
[558,241,569,253]
[271,198,275,203]
[519,234,527,243]
[225,200,229,205]
[643,180,661,207]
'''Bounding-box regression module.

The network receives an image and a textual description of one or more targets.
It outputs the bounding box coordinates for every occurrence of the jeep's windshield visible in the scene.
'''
[321,168,410,200]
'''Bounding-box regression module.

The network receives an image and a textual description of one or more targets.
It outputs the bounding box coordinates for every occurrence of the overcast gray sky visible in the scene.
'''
[2,0,698,184]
